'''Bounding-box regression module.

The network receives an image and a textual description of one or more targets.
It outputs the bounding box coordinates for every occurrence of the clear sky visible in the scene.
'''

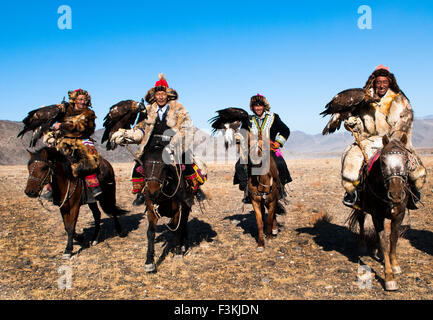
[1,0,432,134]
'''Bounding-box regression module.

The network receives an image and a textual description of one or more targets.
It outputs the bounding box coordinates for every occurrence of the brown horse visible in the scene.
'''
[139,145,193,273]
[25,147,128,259]
[348,134,412,291]
[245,132,280,251]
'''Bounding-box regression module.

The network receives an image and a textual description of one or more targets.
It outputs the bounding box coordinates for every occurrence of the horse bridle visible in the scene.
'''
[366,149,409,207]
[28,160,53,195]
[143,159,182,199]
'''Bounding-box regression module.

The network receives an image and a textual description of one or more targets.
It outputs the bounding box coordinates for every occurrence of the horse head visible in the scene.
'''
[25,147,53,198]
[380,134,410,208]
[142,146,179,202]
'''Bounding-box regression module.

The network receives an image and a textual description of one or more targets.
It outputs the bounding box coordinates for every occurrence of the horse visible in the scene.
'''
[246,132,280,251]
[348,134,412,291]
[25,147,128,259]
[138,144,193,273]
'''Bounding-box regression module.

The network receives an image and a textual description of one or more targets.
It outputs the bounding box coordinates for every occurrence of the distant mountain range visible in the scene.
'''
[1,117,432,165]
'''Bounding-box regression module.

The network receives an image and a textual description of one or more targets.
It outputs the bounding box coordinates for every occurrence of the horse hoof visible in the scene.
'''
[385,281,399,291]
[256,246,265,252]
[91,240,98,246]
[272,229,278,236]
[62,253,71,260]
[145,263,156,273]
[392,266,402,274]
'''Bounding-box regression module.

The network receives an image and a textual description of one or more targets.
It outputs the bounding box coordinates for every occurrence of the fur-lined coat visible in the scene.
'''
[345,89,414,148]
[134,100,193,158]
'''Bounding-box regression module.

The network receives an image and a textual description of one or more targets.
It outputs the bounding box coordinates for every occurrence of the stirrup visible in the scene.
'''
[90,186,103,199]
[343,190,358,208]
[195,188,206,202]
[41,190,53,202]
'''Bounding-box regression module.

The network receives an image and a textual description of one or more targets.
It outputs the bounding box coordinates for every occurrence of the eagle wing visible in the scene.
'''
[17,103,65,147]
[209,107,249,134]
[209,107,250,148]
[101,99,145,150]
[320,88,368,135]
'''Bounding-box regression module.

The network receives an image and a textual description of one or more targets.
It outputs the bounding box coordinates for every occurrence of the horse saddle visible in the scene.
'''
[80,180,97,205]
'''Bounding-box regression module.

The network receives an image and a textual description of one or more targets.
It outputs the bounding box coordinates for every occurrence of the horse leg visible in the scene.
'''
[372,216,397,291]
[179,204,190,254]
[266,200,277,239]
[88,202,101,246]
[145,206,158,273]
[252,199,265,251]
[112,215,123,237]
[60,205,79,259]
[357,210,368,255]
[390,213,404,275]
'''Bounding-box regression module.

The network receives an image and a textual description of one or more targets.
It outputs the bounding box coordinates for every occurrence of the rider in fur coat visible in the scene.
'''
[110,74,207,205]
[341,65,426,208]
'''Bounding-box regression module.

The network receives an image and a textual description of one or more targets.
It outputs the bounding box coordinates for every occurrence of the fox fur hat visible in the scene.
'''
[250,94,270,112]
[363,65,402,96]
[145,73,178,104]
[68,88,92,106]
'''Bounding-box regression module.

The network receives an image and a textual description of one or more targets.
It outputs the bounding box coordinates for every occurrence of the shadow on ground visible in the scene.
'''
[296,220,361,263]
[402,227,433,256]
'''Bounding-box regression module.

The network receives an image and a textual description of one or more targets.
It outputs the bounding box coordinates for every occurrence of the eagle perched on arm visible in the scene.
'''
[101,99,146,150]
[17,103,68,147]
[320,88,379,135]
[208,107,249,149]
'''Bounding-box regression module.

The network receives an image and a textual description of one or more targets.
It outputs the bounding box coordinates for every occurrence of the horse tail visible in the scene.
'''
[99,195,129,217]
[346,209,364,233]
[98,157,129,217]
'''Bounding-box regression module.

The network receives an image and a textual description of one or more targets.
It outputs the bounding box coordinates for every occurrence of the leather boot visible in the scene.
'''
[133,192,146,206]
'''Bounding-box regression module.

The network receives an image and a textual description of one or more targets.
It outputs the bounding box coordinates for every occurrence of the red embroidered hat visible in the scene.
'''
[375,64,390,72]
[154,73,169,88]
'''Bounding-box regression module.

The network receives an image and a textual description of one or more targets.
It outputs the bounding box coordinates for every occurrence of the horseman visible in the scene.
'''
[234,94,292,204]
[341,65,427,208]
[108,74,207,205]
[33,89,102,200]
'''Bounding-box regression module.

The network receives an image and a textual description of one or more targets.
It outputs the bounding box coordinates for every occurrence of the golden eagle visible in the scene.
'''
[209,107,250,149]
[101,99,146,150]
[17,103,67,147]
[320,88,379,135]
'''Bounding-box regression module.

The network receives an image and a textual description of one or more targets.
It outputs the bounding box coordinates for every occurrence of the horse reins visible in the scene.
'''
[143,159,182,199]
[29,159,79,209]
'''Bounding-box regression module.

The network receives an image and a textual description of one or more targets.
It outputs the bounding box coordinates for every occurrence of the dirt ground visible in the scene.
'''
[0,156,432,300]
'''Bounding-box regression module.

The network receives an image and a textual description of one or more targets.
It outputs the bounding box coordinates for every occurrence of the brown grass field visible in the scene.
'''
[0,156,432,300]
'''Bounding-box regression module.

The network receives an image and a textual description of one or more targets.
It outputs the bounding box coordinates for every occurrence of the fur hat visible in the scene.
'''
[145,73,178,104]
[363,65,402,95]
[250,94,270,112]
[68,88,91,106]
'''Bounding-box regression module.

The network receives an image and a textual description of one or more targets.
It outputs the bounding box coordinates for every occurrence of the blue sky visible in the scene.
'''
[1,0,432,134]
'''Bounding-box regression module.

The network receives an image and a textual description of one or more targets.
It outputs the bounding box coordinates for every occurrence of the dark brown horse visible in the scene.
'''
[247,132,280,251]
[25,147,128,259]
[139,145,193,273]
[348,134,412,291]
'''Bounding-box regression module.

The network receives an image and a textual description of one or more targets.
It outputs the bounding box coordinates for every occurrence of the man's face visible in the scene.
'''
[155,91,168,107]
[253,104,265,117]
[74,95,87,110]
[375,76,390,97]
